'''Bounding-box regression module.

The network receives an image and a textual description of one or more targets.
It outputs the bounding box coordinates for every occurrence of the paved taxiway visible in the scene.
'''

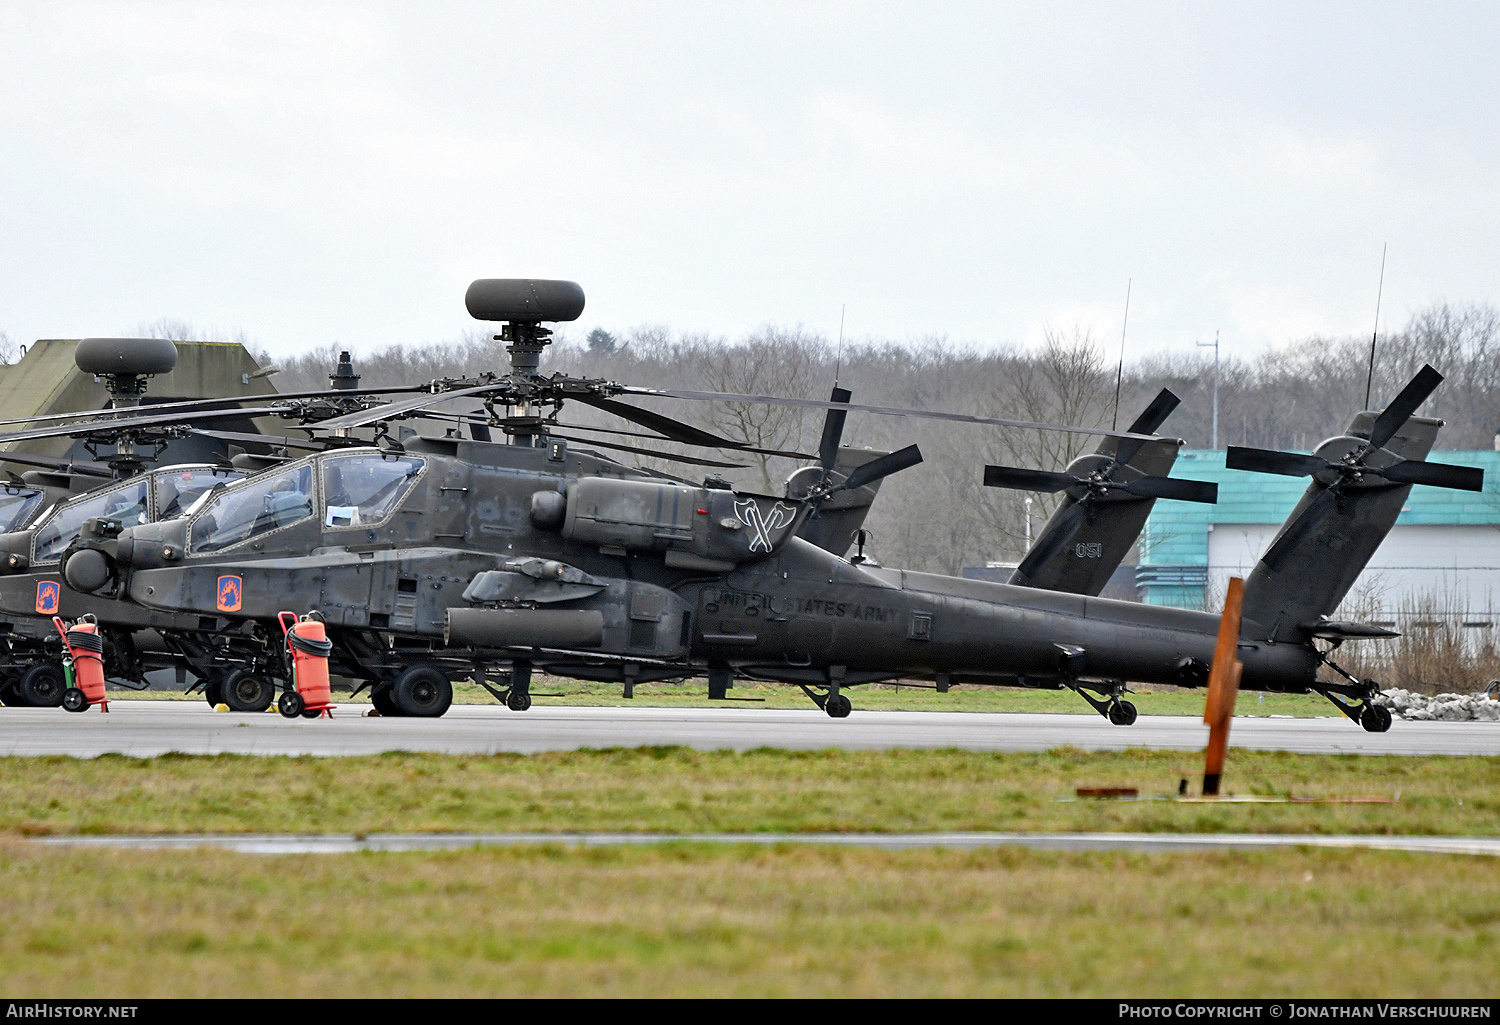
[28,831,1500,856]
[1,701,1497,757]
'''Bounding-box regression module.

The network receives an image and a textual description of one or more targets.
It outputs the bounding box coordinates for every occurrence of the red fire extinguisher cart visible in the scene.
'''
[54,615,108,713]
[277,611,335,718]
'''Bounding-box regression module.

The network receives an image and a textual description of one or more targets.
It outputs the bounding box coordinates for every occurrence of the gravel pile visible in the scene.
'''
[1376,688,1500,722]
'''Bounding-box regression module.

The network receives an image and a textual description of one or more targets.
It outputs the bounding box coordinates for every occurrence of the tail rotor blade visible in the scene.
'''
[1368,364,1443,450]
[1375,460,1485,492]
[983,465,1080,493]
[818,386,852,472]
[1121,476,1218,503]
[1227,447,1332,478]
[1125,388,1182,436]
[1015,500,1089,579]
[1115,388,1181,464]
[840,445,922,492]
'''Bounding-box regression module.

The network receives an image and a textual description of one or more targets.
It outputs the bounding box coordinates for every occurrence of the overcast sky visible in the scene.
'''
[3,2,1498,361]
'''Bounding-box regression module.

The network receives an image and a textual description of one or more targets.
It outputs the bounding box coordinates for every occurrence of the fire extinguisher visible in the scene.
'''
[54,615,108,713]
[277,611,335,718]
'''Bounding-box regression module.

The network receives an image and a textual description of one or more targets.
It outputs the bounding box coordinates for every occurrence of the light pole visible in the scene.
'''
[1197,331,1220,449]
[1023,496,1033,553]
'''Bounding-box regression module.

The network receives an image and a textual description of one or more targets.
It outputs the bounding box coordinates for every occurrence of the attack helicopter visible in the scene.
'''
[50,279,1173,717]
[0,339,424,708]
[54,279,1480,731]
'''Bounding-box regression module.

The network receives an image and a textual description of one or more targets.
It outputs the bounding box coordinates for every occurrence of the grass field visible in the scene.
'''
[112,677,1340,716]
[2,747,1496,837]
[0,843,1495,997]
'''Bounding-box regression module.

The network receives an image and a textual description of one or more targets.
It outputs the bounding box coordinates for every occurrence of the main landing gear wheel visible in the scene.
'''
[61,687,88,713]
[506,689,532,712]
[391,666,453,718]
[1108,700,1138,726]
[0,675,25,707]
[1360,704,1393,733]
[222,670,275,713]
[370,685,401,717]
[16,664,64,708]
[277,691,305,719]
[825,694,852,718]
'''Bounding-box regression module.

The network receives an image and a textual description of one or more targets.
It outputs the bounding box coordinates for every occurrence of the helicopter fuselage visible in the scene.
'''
[82,436,1321,697]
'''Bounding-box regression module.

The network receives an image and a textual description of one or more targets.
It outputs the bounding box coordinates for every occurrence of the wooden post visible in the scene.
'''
[1202,577,1245,796]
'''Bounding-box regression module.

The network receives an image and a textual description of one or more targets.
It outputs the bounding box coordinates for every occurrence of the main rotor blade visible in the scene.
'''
[1015,500,1089,579]
[983,465,1080,493]
[574,395,814,458]
[840,445,923,492]
[623,387,1162,444]
[0,384,421,430]
[1226,447,1332,478]
[572,394,748,450]
[1261,487,1339,572]
[1374,460,1485,492]
[547,434,749,469]
[185,428,331,452]
[818,386,852,472]
[0,405,294,447]
[1115,388,1181,464]
[307,384,504,432]
[1119,476,1218,503]
[1368,364,1443,451]
[0,452,113,477]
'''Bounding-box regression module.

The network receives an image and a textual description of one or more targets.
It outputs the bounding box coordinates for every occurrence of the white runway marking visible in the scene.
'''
[0,702,1497,758]
[25,831,1500,857]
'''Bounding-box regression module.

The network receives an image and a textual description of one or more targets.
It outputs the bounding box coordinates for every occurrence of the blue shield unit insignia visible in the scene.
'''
[35,580,60,615]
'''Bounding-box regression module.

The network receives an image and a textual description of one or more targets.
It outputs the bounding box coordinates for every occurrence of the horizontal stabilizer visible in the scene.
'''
[1299,619,1400,640]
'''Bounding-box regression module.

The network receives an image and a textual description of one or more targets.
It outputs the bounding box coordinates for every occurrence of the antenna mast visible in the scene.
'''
[834,303,846,388]
[1111,279,1131,431]
[1364,243,1388,409]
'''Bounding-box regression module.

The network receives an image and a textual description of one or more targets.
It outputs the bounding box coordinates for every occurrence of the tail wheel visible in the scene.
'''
[222,670,275,713]
[391,666,453,718]
[1108,701,1138,726]
[16,664,64,708]
[825,694,852,718]
[1360,704,1393,733]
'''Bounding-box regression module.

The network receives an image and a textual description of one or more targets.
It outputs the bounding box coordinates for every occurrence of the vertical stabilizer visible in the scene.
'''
[1008,436,1181,596]
[1240,413,1441,641]
[796,446,889,556]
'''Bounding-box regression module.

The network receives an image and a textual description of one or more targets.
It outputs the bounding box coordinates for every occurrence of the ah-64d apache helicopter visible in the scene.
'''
[0,338,444,708]
[53,280,1482,730]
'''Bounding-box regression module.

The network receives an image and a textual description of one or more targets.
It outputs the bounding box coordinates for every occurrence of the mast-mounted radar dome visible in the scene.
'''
[74,338,179,377]
[465,279,585,323]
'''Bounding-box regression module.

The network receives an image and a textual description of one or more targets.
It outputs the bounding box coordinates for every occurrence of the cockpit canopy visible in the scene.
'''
[0,486,46,535]
[187,450,426,554]
[33,466,240,565]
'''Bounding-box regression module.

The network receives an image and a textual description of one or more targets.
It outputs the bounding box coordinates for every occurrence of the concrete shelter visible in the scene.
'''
[0,339,280,471]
